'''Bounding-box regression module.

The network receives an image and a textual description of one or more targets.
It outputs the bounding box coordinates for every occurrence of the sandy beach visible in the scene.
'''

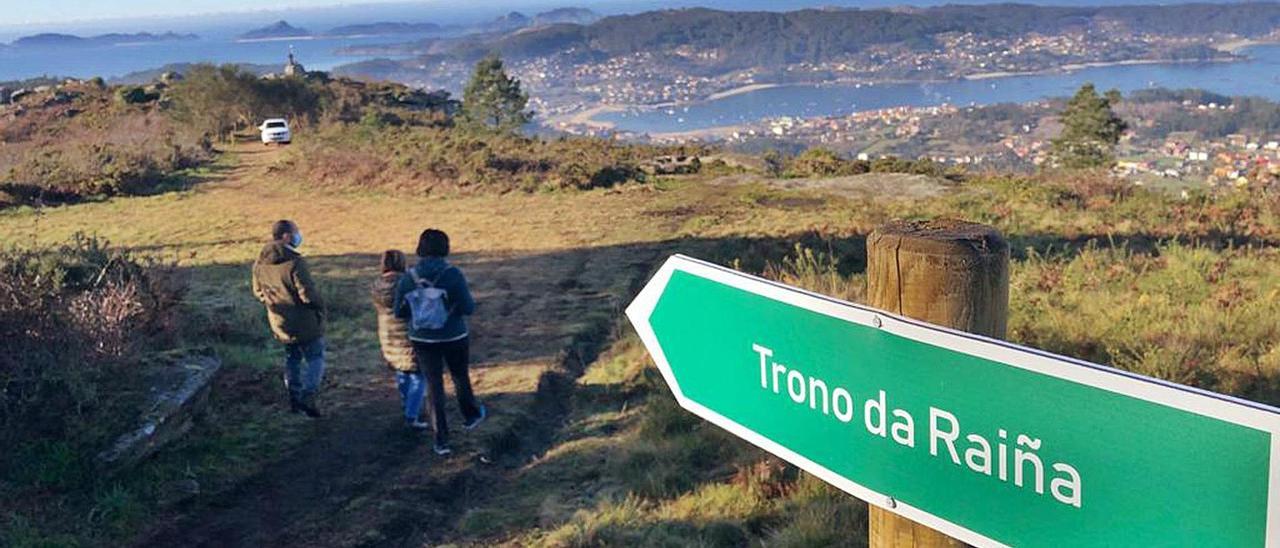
[1212,38,1280,53]
[963,58,1222,81]
[646,124,750,142]
[704,83,782,101]
[546,104,628,130]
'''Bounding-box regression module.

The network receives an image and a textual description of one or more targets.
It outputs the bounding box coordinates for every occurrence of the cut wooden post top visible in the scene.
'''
[868,219,1009,257]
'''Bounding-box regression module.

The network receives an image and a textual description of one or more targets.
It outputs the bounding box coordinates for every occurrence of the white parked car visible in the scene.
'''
[259,118,291,145]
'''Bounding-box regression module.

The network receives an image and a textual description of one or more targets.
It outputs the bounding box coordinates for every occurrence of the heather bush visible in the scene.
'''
[285,123,703,193]
[0,235,185,452]
[782,147,959,180]
[925,171,1280,244]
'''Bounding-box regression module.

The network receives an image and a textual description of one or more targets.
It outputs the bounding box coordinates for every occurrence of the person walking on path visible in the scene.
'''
[252,219,327,418]
[395,229,486,455]
[371,250,429,430]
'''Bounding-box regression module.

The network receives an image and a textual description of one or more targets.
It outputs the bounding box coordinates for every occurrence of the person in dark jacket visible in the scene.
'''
[394,229,485,455]
[251,219,326,417]
[371,249,428,430]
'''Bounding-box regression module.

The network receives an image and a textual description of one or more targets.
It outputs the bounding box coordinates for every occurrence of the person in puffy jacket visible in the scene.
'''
[394,229,485,455]
[251,220,325,417]
[371,249,428,430]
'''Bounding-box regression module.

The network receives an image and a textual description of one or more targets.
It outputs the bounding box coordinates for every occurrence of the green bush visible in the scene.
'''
[114,86,158,105]
[782,147,955,179]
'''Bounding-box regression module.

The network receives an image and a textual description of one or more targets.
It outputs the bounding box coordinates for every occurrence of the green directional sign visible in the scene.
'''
[626,255,1280,548]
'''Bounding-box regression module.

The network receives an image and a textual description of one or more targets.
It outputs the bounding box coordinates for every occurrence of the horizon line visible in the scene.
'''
[0,0,444,29]
[0,0,1269,31]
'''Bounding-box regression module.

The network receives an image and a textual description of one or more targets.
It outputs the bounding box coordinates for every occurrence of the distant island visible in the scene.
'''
[238,21,312,41]
[480,8,600,33]
[325,22,444,38]
[9,32,198,49]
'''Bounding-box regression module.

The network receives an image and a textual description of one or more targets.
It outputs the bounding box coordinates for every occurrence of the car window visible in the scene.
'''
[265,122,286,129]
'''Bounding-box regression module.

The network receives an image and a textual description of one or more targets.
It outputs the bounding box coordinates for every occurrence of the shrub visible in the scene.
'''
[114,86,158,105]
[782,147,955,179]
[0,235,185,453]
[285,123,701,193]
[786,148,862,177]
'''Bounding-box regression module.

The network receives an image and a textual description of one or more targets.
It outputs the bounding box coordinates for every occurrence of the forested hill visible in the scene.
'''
[456,3,1280,67]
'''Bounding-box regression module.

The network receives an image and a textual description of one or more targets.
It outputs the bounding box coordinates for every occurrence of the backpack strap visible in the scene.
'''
[409,266,455,288]
[430,266,456,286]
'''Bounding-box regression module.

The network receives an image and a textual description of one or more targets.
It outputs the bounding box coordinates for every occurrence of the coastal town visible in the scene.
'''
[555,94,1280,190]
[360,26,1257,128]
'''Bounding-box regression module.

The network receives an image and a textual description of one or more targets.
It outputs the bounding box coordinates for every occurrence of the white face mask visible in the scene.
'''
[291,232,303,248]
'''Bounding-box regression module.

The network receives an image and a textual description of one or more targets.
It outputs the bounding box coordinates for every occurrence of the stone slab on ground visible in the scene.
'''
[96,349,222,473]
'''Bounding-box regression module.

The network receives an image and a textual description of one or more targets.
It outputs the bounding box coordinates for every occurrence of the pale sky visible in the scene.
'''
[0,0,407,26]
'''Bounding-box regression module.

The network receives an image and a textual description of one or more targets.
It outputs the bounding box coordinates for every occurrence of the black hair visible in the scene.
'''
[416,229,450,257]
[272,220,297,241]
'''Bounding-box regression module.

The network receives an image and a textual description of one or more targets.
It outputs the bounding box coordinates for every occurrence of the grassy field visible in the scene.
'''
[4,136,1280,546]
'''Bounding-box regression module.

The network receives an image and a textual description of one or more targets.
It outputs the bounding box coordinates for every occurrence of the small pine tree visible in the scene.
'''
[461,54,531,131]
[1050,83,1129,169]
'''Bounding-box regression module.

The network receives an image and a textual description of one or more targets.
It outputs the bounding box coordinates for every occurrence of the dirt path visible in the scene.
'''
[125,144,668,547]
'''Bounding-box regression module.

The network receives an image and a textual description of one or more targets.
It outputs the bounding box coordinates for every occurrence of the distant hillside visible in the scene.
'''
[239,21,312,41]
[532,7,599,26]
[10,32,198,48]
[481,12,533,34]
[110,62,279,85]
[0,76,67,89]
[337,2,1280,75]
[476,7,599,34]
[334,2,1280,80]
[325,22,443,37]
[471,3,1280,68]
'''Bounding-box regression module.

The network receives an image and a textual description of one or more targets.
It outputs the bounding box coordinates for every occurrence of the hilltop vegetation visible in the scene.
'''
[0,80,213,208]
[0,66,461,209]
[283,123,702,193]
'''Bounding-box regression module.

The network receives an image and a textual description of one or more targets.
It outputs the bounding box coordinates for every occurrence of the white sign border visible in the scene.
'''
[625,254,1280,548]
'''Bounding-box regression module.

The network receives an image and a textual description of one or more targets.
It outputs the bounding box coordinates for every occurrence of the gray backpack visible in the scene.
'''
[406,268,453,330]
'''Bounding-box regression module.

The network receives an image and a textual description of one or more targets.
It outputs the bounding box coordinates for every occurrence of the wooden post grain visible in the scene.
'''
[865,219,1010,548]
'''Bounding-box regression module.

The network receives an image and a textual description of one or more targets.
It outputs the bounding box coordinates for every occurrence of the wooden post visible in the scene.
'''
[865,219,1010,548]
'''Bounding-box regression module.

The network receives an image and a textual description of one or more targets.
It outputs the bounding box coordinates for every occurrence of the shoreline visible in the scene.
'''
[646,124,751,142]
[234,36,317,44]
[1212,38,1280,53]
[704,83,781,101]
[963,56,1235,81]
[551,50,1263,137]
[546,104,627,131]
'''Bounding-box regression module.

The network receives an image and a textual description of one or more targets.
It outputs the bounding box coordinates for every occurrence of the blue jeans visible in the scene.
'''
[284,338,326,397]
[396,371,426,421]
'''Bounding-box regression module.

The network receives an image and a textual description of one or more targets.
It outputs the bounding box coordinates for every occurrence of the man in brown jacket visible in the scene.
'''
[252,220,326,417]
